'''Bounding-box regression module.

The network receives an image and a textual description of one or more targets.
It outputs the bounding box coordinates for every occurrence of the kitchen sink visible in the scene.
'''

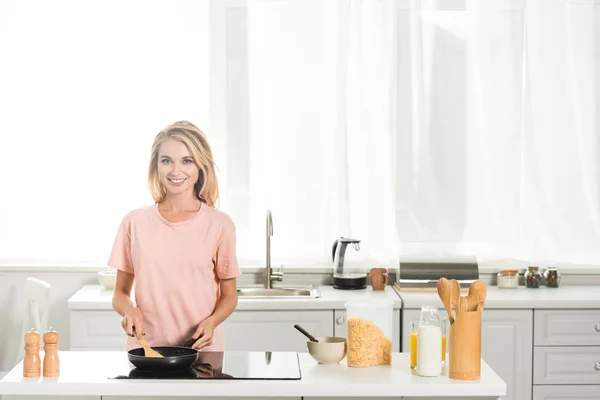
[237,286,321,298]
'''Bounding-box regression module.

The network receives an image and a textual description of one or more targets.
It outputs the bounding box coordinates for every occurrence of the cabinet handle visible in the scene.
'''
[595,323,600,332]
[595,362,600,371]
[336,317,345,325]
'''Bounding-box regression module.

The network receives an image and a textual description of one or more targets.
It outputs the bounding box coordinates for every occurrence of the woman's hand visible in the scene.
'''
[191,317,216,349]
[122,306,144,339]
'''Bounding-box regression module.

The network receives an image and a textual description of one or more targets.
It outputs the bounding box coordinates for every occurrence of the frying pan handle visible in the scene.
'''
[182,333,203,348]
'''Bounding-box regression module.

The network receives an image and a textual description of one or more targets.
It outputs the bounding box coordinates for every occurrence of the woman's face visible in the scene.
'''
[157,139,200,198]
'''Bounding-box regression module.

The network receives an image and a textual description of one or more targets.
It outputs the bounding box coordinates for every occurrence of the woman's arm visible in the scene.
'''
[192,277,238,348]
[112,269,144,339]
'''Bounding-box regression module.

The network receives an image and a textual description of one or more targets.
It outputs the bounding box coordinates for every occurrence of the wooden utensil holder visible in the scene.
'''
[449,309,481,380]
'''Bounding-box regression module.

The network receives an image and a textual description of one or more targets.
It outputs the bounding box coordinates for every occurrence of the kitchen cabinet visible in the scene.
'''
[401,309,533,400]
[533,309,600,396]
[70,310,125,350]
[3,397,99,400]
[533,385,600,399]
[69,310,334,352]
[333,309,401,352]
[105,397,298,400]
[2,397,298,400]
[224,310,333,352]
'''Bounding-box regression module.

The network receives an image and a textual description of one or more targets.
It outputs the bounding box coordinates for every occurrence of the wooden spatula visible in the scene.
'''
[133,327,163,358]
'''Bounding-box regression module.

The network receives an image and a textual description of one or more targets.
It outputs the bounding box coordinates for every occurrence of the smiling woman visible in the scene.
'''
[109,121,240,353]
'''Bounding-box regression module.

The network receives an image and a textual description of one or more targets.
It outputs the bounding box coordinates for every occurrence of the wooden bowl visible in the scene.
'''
[306,337,347,364]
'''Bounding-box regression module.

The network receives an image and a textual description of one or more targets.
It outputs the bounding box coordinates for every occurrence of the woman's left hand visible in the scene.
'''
[192,317,216,349]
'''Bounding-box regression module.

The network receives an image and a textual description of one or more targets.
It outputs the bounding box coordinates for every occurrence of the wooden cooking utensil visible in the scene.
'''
[450,279,461,316]
[437,278,455,325]
[459,296,469,313]
[132,327,163,358]
[465,294,480,311]
[469,280,487,311]
[294,324,319,342]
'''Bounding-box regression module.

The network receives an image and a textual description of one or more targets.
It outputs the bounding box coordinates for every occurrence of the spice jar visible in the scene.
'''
[543,267,561,288]
[524,266,541,288]
[497,269,519,288]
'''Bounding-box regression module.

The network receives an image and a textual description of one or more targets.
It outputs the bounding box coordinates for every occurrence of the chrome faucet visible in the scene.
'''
[265,210,283,289]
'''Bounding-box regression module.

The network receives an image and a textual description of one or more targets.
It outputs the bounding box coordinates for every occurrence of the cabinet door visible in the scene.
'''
[480,309,533,400]
[533,385,600,399]
[534,346,600,385]
[3,397,100,400]
[69,310,124,350]
[223,310,333,352]
[402,308,533,400]
[333,309,401,352]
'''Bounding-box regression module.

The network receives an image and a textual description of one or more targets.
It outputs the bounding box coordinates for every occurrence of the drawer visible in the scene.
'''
[534,347,600,385]
[534,310,600,346]
[70,310,126,348]
[533,385,600,399]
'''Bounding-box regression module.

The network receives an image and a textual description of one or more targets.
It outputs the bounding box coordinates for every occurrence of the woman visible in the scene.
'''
[109,120,240,351]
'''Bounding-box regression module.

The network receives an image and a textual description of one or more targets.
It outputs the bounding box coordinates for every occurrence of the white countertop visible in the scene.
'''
[396,285,600,309]
[67,284,403,311]
[0,351,506,398]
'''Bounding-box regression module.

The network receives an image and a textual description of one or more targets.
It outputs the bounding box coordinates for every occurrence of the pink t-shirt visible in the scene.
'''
[108,203,241,352]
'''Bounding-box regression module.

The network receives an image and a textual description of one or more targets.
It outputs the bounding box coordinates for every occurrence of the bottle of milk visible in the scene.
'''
[416,305,442,377]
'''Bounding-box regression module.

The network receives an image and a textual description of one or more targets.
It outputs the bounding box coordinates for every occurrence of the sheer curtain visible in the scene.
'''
[1,0,598,269]
[241,0,600,268]
[0,0,210,266]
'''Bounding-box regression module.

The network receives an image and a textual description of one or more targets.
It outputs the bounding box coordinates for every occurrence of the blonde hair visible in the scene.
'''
[148,120,219,208]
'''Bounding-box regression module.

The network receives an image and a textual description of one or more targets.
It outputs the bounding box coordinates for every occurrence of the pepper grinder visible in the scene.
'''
[23,328,41,377]
[43,328,60,377]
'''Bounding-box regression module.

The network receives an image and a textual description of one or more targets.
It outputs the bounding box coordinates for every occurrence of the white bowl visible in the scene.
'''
[98,270,117,290]
[306,336,347,364]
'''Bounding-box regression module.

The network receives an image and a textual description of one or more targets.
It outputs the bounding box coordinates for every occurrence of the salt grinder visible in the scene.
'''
[43,328,60,377]
[23,328,41,377]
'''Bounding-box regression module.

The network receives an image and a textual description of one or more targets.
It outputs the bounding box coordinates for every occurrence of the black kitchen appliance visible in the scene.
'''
[332,237,366,290]
[111,351,301,380]
[128,346,198,371]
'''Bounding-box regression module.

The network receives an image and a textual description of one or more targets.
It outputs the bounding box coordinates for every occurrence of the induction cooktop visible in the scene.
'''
[111,351,301,380]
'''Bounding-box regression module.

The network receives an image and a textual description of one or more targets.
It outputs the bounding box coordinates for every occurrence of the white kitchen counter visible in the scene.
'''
[0,351,506,398]
[67,284,402,311]
[396,285,600,309]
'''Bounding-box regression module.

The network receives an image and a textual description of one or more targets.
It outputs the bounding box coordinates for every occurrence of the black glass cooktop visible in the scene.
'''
[111,351,301,380]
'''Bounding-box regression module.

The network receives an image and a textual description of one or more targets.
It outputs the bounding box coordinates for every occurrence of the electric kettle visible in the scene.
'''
[332,237,366,290]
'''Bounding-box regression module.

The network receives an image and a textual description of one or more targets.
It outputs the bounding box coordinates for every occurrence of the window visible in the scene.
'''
[2,0,599,269]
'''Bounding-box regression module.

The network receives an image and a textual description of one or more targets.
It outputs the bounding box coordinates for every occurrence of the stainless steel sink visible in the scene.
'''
[237,286,321,298]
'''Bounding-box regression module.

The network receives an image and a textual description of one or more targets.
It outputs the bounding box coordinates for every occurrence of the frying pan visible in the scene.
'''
[127,333,200,371]
[128,346,199,371]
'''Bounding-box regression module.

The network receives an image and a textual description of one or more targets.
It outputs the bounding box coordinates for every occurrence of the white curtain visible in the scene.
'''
[241,0,600,268]
[1,0,598,269]
[0,0,210,266]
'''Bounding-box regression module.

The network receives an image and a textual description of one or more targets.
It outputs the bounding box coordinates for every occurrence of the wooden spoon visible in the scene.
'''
[469,280,487,311]
[132,327,163,358]
[450,279,461,317]
[294,324,319,342]
[437,278,455,325]
[459,296,469,313]
[465,294,480,311]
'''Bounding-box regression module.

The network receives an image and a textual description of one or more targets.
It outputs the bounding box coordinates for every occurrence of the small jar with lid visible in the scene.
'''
[497,269,519,288]
[524,266,542,288]
[543,267,561,288]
